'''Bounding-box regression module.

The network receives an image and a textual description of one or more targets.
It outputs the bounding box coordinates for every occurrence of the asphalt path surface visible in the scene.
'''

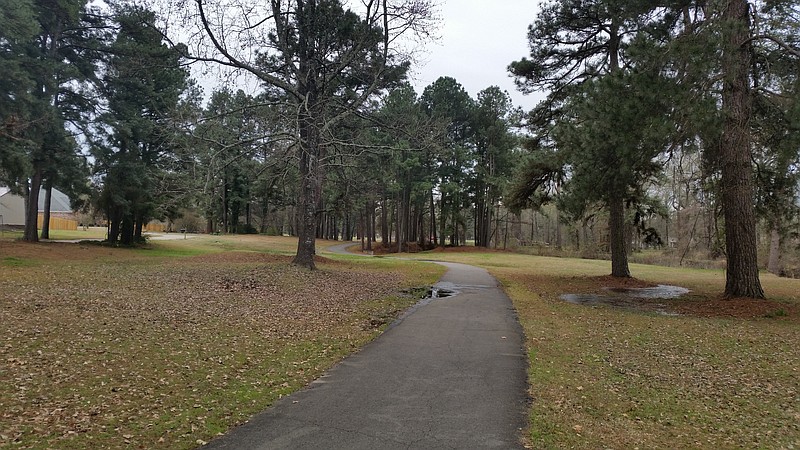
[203,244,528,449]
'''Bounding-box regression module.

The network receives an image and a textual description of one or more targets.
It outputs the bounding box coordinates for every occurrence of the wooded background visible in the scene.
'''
[1,0,798,297]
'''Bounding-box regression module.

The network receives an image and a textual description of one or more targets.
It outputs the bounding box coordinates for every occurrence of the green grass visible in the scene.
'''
[1,256,35,267]
[44,226,108,240]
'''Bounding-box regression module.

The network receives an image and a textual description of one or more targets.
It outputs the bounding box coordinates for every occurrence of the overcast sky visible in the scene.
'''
[409,0,544,111]
[190,1,545,110]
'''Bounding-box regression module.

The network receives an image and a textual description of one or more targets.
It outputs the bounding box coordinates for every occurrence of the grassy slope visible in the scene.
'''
[0,236,444,449]
[402,249,800,449]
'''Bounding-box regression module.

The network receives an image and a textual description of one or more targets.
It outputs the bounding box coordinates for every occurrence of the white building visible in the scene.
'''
[0,186,75,228]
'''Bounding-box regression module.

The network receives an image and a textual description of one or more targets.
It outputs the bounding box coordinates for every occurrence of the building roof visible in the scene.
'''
[0,186,73,212]
[40,188,72,213]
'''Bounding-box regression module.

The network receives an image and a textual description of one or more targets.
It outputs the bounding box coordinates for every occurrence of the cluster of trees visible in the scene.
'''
[0,0,190,245]
[181,78,520,254]
[2,0,798,299]
[1,0,521,262]
[508,0,800,298]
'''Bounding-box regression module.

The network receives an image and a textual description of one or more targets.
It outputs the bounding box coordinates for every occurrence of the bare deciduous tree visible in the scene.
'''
[174,0,436,268]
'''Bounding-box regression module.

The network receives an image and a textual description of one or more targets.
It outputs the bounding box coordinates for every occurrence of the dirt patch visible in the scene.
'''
[185,252,291,264]
[0,240,115,262]
[524,272,799,321]
[667,296,799,321]
[588,275,658,288]
[184,252,340,265]
[428,245,509,254]
[372,242,437,254]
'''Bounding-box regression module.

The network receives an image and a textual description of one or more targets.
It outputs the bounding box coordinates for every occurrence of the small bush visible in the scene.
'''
[264,226,282,236]
[765,309,788,318]
[236,224,258,234]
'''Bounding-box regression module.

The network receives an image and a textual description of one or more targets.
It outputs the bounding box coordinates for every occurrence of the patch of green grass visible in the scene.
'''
[1,256,35,267]
[765,308,788,318]
[45,227,108,240]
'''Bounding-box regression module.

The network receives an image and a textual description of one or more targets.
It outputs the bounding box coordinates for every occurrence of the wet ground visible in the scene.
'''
[560,285,690,316]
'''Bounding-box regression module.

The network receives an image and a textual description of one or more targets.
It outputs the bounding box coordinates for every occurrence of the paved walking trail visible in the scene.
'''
[204,245,528,449]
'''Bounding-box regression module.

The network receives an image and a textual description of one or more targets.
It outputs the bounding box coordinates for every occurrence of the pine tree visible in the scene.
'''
[0,0,39,186]
[95,6,187,244]
[1,0,102,241]
[471,86,517,248]
[420,77,475,247]
[509,0,658,277]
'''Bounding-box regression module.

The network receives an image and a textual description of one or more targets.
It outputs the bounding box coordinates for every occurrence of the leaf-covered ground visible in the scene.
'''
[0,237,443,449]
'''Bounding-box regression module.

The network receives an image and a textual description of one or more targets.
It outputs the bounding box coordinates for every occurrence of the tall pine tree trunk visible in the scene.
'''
[293,120,320,269]
[720,0,764,298]
[605,21,630,277]
[609,195,631,277]
[222,177,229,233]
[23,167,43,242]
[108,207,121,244]
[439,196,447,247]
[767,225,782,276]
[429,190,437,246]
[40,182,52,240]
[134,213,144,241]
[380,193,389,245]
[120,215,134,246]
[365,201,373,251]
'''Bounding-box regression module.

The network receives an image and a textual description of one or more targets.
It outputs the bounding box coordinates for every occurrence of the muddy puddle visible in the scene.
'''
[425,287,455,299]
[560,285,690,316]
[403,286,456,300]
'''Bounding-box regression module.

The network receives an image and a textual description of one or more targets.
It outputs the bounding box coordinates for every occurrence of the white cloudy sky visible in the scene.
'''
[409,0,544,110]
[188,0,545,109]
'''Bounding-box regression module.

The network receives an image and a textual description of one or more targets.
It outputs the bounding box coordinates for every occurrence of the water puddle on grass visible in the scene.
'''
[560,285,689,316]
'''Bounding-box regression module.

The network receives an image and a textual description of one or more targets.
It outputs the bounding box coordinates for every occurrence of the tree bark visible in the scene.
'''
[720,0,764,298]
[292,118,320,269]
[23,167,42,242]
[767,226,782,276]
[222,177,229,233]
[291,1,323,269]
[609,195,631,277]
[108,207,121,244]
[438,196,447,247]
[380,193,389,245]
[40,182,52,240]
[429,190,437,246]
[121,214,134,246]
[134,213,144,241]
[370,200,376,244]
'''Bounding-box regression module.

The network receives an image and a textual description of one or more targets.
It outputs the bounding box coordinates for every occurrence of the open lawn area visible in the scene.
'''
[402,248,800,449]
[0,235,444,449]
[3,236,799,449]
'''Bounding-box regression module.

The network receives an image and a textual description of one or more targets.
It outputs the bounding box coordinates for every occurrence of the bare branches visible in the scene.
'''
[745,33,800,57]
[194,0,299,95]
